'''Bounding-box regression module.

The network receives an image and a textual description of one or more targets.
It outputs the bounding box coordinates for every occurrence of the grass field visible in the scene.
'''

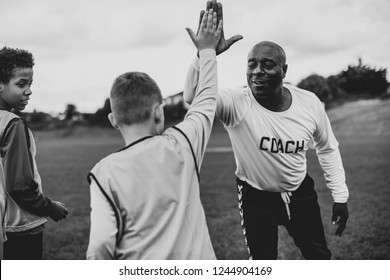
[34,98,390,260]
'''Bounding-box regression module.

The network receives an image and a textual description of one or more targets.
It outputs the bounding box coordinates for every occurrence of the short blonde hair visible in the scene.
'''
[110,72,162,125]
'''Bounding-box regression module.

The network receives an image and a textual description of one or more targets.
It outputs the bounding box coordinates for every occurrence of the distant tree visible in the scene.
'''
[29,110,51,123]
[93,98,111,127]
[326,75,347,101]
[96,98,111,116]
[297,74,330,101]
[64,104,79,121]
[13,110,55,130]
[337,58,388,96]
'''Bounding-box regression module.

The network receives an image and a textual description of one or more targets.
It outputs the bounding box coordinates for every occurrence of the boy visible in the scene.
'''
[0,47,68,260]
[86,9,223,259]
[0,184,4,259]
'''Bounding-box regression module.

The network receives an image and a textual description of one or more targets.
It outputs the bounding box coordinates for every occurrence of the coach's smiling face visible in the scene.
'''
[246,42,288,101]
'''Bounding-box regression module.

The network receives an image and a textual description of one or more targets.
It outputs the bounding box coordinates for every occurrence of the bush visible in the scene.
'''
[297,74,331,102]
[337,58,388,97]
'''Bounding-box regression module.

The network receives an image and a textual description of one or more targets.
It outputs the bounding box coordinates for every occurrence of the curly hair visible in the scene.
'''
[0,46,34,84]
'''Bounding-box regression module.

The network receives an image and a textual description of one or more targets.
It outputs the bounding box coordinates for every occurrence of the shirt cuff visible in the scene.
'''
[199,49,216,59]
[331,184,349,203]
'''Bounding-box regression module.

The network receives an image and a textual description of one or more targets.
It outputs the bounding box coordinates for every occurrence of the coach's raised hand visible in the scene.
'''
[186,9,222,51]
[201,0,243,55]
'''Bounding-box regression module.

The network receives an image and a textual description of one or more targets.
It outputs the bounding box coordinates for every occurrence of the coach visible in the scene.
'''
[183,0,349,260]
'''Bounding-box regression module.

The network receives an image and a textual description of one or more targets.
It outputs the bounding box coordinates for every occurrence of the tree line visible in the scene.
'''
[297,58,388,107]
[16,58,389,130]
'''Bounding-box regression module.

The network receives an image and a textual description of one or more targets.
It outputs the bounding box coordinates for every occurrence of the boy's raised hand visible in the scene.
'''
[186,9,222,51]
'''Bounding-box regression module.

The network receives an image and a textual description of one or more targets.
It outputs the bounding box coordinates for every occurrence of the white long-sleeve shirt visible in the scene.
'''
[184,57,349,203]
[87,49,217,260]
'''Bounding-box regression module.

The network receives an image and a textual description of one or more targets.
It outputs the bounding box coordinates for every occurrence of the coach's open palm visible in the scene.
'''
[198,1,243,55]
[186,9,222,51]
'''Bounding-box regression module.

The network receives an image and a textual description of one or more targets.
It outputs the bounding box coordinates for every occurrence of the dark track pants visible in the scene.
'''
[4,231,43,260]
[237,174,331,260]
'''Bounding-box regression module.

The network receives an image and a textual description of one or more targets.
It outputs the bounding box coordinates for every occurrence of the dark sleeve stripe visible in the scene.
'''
[21,119,31,150]
[172,126,200,183]
[21,119,33,172]
[87,172,121,243]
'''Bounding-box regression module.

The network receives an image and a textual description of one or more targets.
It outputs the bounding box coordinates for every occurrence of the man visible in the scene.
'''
[183,1,349,260]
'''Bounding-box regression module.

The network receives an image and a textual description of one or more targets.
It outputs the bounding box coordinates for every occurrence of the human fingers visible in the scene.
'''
[217,2,223,22]
[54,201,68,211]
[217,2,224,37]
[212,0,218,14]
[186,27,197,46]
[331,204,339,225]
[335,218,347,236]
[332,202,348,225]
[225,35,243,49]
[58,201,66,208]
[335,209,348,236]
[201,9,210,29]
[196,10,205,36]
[53,201,68,216]
[204,9,213,31]
[215,19,223,38]
[206,0,212,11]
[212,11,218,31]
[62,205,69,216]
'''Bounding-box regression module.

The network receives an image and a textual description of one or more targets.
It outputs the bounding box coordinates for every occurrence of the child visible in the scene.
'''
[86,10,222,259]
[0,184,5,259]
[0,47,68,260]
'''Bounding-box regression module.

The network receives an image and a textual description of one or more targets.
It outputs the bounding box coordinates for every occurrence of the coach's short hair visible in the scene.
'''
[0,47,34,84]
[251,41,286,66]
[110,72,163,125]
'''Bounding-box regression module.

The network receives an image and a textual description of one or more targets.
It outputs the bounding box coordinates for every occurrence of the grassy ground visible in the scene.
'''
[34,98,390,259]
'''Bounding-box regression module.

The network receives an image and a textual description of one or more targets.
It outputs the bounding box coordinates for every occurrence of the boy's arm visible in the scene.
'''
[1,119,67,221]
[183,57,201,106]
[183,58,248,127]
[86,178,116,260]
[174,49,218,168]
[168,10,221,168]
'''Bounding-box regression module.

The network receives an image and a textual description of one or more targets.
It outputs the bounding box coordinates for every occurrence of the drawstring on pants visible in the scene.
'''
[280,192,292,220]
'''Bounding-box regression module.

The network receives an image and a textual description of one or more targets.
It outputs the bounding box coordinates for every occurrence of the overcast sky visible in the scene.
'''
[1,0,389,114]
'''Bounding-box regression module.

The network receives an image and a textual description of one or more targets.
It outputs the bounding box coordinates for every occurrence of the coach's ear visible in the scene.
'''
[108,113,119,129]
[282,64,288,79]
